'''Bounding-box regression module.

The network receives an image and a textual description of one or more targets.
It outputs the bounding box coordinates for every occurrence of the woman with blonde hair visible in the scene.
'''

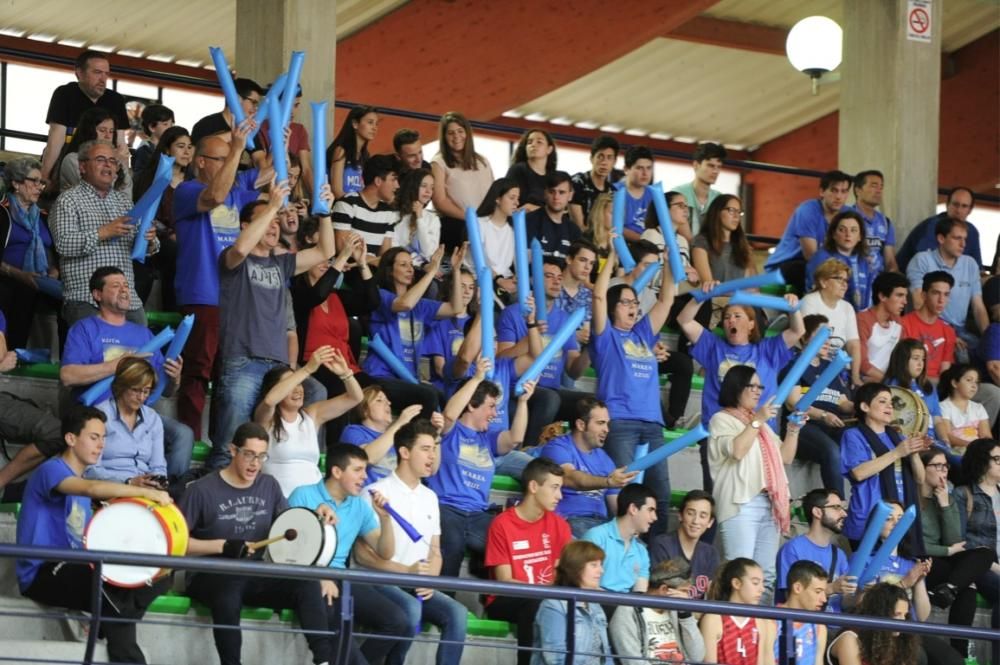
[800,257,863,386]
[431,111,495,252]
[584,192,613,273]
[339,384,428,484]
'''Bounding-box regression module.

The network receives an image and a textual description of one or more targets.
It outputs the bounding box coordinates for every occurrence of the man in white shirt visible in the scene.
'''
[856,271,909,383]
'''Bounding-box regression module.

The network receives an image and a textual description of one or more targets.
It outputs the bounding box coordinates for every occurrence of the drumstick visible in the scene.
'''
[250,529,297,550]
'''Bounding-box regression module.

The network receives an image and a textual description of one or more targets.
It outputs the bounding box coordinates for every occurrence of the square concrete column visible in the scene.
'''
[838,0,942,238]
[235,0,336,132]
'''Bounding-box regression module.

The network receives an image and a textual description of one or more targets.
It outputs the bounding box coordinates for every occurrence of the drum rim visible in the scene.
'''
[268,507,338,567]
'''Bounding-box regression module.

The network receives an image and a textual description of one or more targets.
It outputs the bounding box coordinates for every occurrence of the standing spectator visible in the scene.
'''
[326,105,378,199]
[506,129,557,211]
[953,439,1000,627]
[51,140,157,328]
[55,108,132,197]
[670,142,727,238]
[691,194,756,285]
[131,104,175,180]
[582,483,658,593]
[431,111,495,252]
[331,153,399,263]
[570,135,619,231]
[805,210,872,310]
[526,172,582,260]
[0,157,58,349]
[392,167,440,273]
[190,77,266,169]
[897,186,981,271]
[40,50,128,186]
[257,85,312,198]
[392,128,431,176]
[699,558,775,665]
[857,271,909,383]
[800,258,863,385]
[472,177,519,294]
[618,146,654,240]
[649,490,720,600]
[848,169,898,273]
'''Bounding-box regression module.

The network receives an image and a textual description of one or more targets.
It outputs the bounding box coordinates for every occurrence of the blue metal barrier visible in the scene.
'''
[0,543,995,665]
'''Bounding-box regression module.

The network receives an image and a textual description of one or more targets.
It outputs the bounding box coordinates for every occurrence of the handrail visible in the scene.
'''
[0,543,995,665]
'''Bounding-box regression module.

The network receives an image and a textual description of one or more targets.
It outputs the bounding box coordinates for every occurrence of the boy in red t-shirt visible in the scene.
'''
[901,270,956,379]
[484,456,572,665]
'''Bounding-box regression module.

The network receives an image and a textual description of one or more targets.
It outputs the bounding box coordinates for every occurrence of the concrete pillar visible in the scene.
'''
[234,0,336,131]
[838,0,942,238]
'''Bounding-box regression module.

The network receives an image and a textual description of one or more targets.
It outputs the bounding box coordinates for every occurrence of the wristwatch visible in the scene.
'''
[750,420,761,430]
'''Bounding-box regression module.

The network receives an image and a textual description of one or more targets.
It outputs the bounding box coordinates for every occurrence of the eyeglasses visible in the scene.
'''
[669,201,687,209]
[722,207,744,217]
[84,156,120,167]
[925,462,949,471]
[819,503,848,512]
[127,386,152,398]
[19,176,44,186]
[200,155,227,162]
[241,96,261,108]
[990,455,1000,465]
[746,383,765,391]
[617,298,640,306]
[236,449,269,463]
[826,276,849,283]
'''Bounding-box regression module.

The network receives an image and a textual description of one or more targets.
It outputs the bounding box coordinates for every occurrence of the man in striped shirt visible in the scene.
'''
[332,154,399,266]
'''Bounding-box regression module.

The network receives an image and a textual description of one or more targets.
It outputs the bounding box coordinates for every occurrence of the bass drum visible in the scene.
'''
[889,386,929,437]
[266,507,338,567]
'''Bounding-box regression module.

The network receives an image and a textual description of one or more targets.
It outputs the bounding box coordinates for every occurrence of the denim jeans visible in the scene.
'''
[209,357,285,468]
[568,515,608,539]
[495,449,534,482]
[438,504,495,578]
[717,492,781,597]
[370,584,468,665]
[795,422,844,495]
[161,414,194,481]
[605,418,670,536]
[524,387,594,448]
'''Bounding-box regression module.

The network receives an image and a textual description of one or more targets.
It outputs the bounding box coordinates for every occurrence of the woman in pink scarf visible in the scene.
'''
[708,364,805,600]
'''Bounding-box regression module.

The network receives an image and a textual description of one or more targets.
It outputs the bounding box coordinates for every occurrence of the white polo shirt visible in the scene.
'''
[367,471,441,566]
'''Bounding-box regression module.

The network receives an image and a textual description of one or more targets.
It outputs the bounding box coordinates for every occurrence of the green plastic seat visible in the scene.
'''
[148,592,192,615]
[0,503,21,517]
[491,475,521,492]
[147,311,183,329]
[466,614,512,637]
[8,362,60,380]
[191,441,211,462]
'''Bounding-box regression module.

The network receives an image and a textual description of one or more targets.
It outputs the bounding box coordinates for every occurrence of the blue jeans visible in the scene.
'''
[495,449,534,482]
[209,357,285,469]
[795,422,844,495]
[438,504,495,578]
[161,415,194,481]
[717,493,781,597]
[605,418,669,536]
[568,515,607,539]
[370,584,467,665]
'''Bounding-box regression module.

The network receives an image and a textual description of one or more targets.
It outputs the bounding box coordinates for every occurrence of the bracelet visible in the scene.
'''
[339,373,356,382]
[527,322,538,329]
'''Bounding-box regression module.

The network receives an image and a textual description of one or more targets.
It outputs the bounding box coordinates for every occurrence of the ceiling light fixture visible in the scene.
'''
[786,16,843,95]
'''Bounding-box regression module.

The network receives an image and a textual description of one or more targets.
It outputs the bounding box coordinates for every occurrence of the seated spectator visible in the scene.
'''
[618,146,655,241]
[392,127,431,176]
[532,540,613,665]
[885,339,947,452]
[691,194,757,285]
[774,561,829,665]
[424,268,475,396]
[848,169,898,273]
[901,270,957,381]
[190,77,266,169]
[582,483,658,593]
[88,357,167,486]
[431,111,495,251]
[569,135,619,231]
[708,364,802,597]
[506,128,557,211]
[937,364,992,454]
[906,217,989,353]
[391,167,441,274]
[800,258,863,384]
[332,153,399,264]
[426,358,536,578]
[51,140,157,328]
[775,488,855,610]
[698,558,775,665]
[526,171,581,260]
[826,582,917,665]
[649,489,719,600]
[130,103,174,179]
[839,383,931,551]
[897,186,981,271]
[485,457,573,665]
[918,448,997,655]
[60,267,192,482]
[804,210,873,310]
[641,189,699,287]
[472,177,519,294]
[609,558,706,663]
[857,271,909,383]
[326,105,378,199]
[0,157,58,350]
[976,305,1000,389]
[764,169,852,285]
[339,386,424,484]
[16,406,170,664]
[669,142,726,238]
[539,398,638,538]
[781,315,854,495]
[953,439,1000,627]
[556,240,598,357]
[253,346,363,496]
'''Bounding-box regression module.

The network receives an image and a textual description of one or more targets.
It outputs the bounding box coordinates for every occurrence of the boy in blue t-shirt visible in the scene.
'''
[16,405,172,663]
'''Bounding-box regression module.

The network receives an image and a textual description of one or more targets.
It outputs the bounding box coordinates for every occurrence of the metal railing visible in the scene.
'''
[0,543,995,665]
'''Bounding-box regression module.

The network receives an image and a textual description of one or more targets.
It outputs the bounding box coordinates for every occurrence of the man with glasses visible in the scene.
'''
[60,266,193,483]
[775,488,857,611]
[51,140,158,328]
[191,77,266,170]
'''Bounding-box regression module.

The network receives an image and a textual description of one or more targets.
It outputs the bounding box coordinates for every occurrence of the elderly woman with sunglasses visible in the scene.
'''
[0,156,59,349]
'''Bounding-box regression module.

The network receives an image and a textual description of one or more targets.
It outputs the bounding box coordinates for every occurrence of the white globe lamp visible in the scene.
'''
[786,16,843,94]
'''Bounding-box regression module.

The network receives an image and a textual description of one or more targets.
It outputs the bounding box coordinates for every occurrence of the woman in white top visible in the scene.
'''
[708,364,803,597]
[392,167,441,272]
[253,346,364,496]
[936,364,992,453]
[430,111,495,252]
[468,177,519,295]
[800,258,863,386]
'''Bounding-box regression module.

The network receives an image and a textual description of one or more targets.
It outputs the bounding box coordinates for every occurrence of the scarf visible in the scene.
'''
[7,196,47,274]
[726,408,791,534]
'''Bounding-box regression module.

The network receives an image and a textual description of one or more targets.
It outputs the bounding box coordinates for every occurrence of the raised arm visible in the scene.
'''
[591,243,617,336]
[303,349,364,427]
[253,346,332,426]
[677,281,717,345]
[223,181,289,270]
[497,380,535,454]
[781,294,805,348]
[198,120,254,212]
[351,404,422,469]
[294,183,336,275]
[392,246,445,313]
[442,357,490,431]
[646,254,676,332]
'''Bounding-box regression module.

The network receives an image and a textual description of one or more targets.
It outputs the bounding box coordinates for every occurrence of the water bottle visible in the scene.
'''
[965,640,977,665]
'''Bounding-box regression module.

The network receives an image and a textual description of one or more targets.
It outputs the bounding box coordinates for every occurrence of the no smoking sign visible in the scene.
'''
[906,0,933,43]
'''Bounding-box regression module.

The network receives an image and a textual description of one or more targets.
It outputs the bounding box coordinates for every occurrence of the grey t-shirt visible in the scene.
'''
[691,234,745,282]
[179,470,287,543]
[218,250,297,361]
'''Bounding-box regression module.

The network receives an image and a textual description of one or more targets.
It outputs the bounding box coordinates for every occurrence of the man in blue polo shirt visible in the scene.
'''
[848,169,898,274]
[583,483,658,593]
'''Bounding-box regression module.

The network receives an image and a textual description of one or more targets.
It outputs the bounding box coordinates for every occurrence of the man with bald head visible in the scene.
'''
[172,120,267,438]
[897,186,983,271]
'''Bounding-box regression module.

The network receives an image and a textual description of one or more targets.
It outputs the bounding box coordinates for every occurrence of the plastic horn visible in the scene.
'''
[729,290,799,313]
[649,183,685,284]
[279,51,306,128]
[692,270,786,303]
[478,267,495,380]
[465,207,487,274]
[632,260,662,293]
[80,326,175,406]
[845,501,892,580]
[310,101,331,216]
[514,308,586,395]
[625,425,709,472]
[208,46,254,149]
[772,325,831,407]
[370,490,423,543]
[790,349,851,422]
[34,275,63,301]
[146,314,195,406]
[369,334,419,384]
[247,72,287,146]
[527,239,546,325]
[632,443,649,484]
[130,155,176,262]
[857,505,918,589]
[513,209,529,314]
[267,91,289,206]
[611,186,636,272]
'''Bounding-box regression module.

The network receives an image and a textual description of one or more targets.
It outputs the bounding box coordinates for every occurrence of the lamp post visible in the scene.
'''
[786,16,843,95]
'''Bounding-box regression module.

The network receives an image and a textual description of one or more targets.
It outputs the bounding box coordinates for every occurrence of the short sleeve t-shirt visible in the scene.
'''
[900,312,956,379]
[570,171,611,223]
[691,234,747,283]
[648,532,719,600]
[775,535,848,596]
[506,163,548,209]
[525,209,581,259]
[179,471,287,544]
[426,420,500,512]
[218,250,297,362]
[799,293,860,350]
[540,434,618,519]
[423,316,468,394]
[46,82,129,134]
[288,481,378,569]
[765,199,837,267]
[364,289,440,380]
[621,185,654,235]
[62,316,163,401]
[848,205,895,274]
[497,304,579,389]
[485,507,571,588]
[592,316,662,423]
[340,423,395,484]
[16,457,91,591]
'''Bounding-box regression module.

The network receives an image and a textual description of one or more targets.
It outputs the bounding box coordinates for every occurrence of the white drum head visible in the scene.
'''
[85,502,167,587]
[267,507,337,566]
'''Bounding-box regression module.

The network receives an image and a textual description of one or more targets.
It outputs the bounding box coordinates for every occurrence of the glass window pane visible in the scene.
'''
[113,79,159,101]
[5,63,73,136]
[4,137,46,156]
[160,87,222,135]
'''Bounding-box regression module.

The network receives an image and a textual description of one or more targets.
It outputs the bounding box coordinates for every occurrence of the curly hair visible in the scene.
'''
[854,582,919,665]
[961,438,1000,486]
